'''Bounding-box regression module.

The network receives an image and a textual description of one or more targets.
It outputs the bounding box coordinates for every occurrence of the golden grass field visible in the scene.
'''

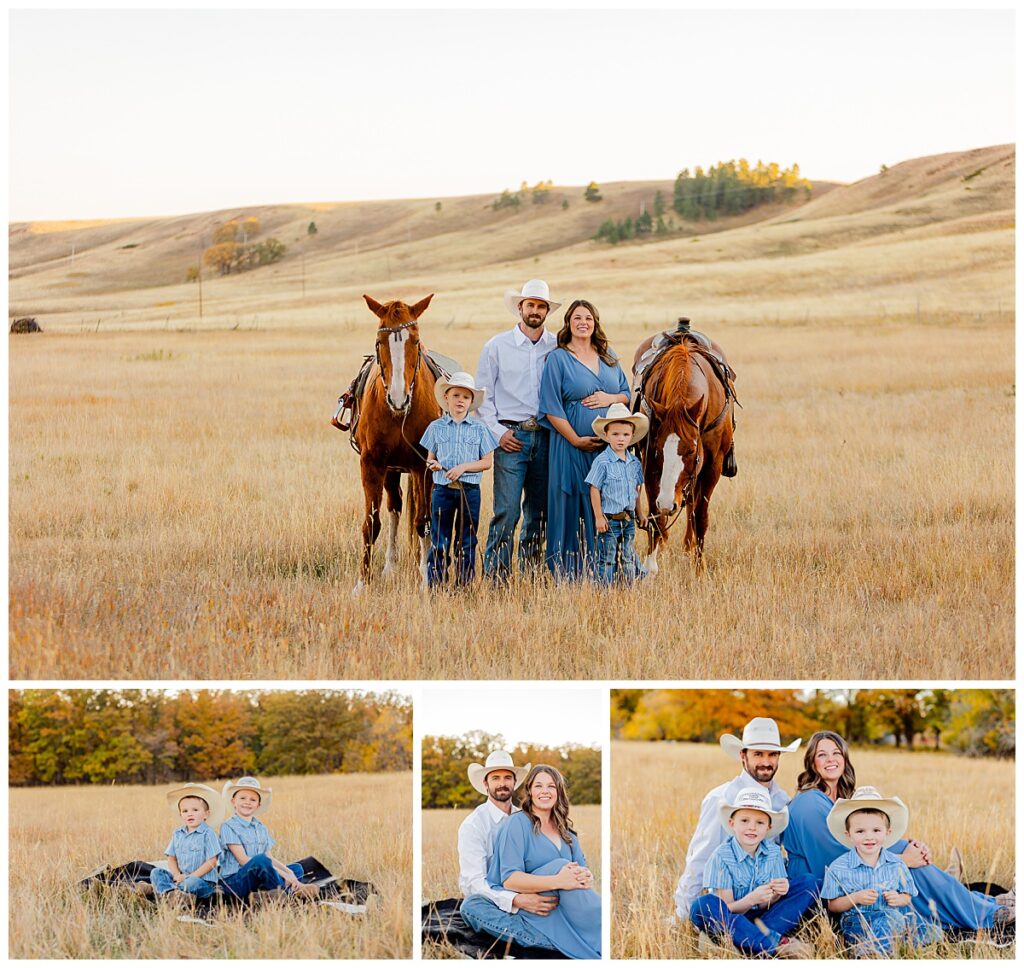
[421,803,602,958]
[8,145,1014,680]
[611,740,1015,960]
[8,772,412,959]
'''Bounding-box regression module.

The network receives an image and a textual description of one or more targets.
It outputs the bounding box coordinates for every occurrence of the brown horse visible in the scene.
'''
[352,294,440,593]
[632,335,735,575]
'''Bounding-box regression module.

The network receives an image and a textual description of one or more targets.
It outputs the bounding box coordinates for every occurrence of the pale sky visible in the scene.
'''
[8,7,1015,220]
[419,686,606,748]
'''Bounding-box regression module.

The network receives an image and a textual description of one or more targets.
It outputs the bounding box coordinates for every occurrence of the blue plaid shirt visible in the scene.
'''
[420,414,498,486]
[703,835,787,908]
[219,813,276,878]
[165,822,221,882]
[821,847,917,937]
[585,447,644,514]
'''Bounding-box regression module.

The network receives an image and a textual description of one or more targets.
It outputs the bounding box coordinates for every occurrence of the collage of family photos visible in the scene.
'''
[6,6,1016,965]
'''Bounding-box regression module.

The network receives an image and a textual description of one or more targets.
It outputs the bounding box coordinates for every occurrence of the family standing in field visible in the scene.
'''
[340,278,737,591]
[674,719,1014,957]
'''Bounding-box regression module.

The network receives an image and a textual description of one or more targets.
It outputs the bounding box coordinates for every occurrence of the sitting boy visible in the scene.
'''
[822,786,943,957]
[690,788,816,958]
[147,782,223,901]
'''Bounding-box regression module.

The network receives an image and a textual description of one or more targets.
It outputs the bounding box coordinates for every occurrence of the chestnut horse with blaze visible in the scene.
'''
[632,333,735,575]
[353,294,440,593]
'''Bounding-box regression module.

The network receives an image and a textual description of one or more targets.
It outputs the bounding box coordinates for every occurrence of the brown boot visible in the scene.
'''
[133,881,155,898]
[290,883,320,900]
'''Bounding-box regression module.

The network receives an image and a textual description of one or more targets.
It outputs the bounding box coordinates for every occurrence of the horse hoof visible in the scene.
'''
[351,581,366,597]
[382,562,396,577]
[643,556,659,576]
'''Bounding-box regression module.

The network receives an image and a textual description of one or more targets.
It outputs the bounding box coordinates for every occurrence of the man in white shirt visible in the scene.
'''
[673,718,802,920]
[458,749,558,950]
[477,280,559,583]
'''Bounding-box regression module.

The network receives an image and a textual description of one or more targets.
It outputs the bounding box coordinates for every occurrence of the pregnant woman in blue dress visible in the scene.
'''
[785,731,1013,939]
[537,300,630,580]
[487,765,602,959]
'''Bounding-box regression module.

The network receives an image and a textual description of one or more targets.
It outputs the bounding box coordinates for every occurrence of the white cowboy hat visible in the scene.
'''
[165,782,224,827]
[433,371,486,413]
[826,786,909,848]
[504,279,561,318]
[591,403,649,444]
[720,718,802,761]
[467,750,532,797]
[718,787,789,838]
[222,776,272,816]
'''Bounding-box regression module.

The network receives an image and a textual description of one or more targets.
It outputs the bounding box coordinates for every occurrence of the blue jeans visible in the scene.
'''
[150,866,217,899]
[219,854,305,900]
[690,874,819,955]
[596,516,638,584]
[483,428,548,582]
[428,482,481,587]
[840,907,943,957]
[460,894,558,952]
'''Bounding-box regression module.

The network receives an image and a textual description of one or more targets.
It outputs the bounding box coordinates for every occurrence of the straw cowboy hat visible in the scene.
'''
[433,371,486,413]
[165,782,224,827]
[468,750,532,796]
[222,776,272,816]
[504,279,561,318]
[718,787,789,838]
[720,718,802,761]
[591,403,649,444]
[826,786,909,848]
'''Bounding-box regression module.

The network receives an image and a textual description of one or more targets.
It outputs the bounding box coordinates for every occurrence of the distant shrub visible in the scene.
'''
[584,181,602,202]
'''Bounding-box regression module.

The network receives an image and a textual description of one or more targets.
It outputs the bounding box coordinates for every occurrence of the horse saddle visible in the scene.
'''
[421,898,568,960]
[633,329,737,404]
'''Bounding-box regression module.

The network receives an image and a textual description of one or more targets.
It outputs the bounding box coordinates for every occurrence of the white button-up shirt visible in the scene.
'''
[475,326,557,440]
[673,771,792,919]
[458,800,520,913]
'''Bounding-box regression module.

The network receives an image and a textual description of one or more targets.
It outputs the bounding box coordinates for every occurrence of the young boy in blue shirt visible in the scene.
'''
[219,776,319,900]
[690,788,816,958]
[420,372,498,588]
[585,404,647,584]
[823,786,943,957]
[147,782,222,901]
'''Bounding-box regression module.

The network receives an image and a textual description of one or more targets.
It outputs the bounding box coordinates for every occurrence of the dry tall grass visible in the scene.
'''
[421,804,602,959]
[611,741,1014,960]
[9,773,412,959]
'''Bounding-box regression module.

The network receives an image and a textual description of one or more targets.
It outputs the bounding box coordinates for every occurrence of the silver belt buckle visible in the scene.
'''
[519,417,540,431]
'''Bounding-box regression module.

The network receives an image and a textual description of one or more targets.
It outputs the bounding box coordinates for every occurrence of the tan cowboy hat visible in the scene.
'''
[718,787,789,838]
[433,371,486,413]
[468,750,532,797]
[591,403,649,444]
[720,718,802,761]
[165,782,224,827]
[504,279,561,318]
[827,786,909,848]
[222,776,272,816]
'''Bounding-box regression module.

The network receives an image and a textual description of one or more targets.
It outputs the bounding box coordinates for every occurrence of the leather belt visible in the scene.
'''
[499,417,542,431]
[606,511,633,521]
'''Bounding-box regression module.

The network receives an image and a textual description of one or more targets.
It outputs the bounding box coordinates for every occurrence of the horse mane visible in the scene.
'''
[378,300,415,326]
[649,343,692,406]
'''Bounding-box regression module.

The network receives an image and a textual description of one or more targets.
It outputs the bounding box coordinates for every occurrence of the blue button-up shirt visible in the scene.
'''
[219,814,276,878]
[585,447,645,514]
[420,414,498,486]
[165,822,221,882]
[703,835,787,908]
[822,846,917,936]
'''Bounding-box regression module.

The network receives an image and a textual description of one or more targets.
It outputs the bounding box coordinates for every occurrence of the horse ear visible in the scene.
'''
[363,295,385,318]
[410,294,434,319]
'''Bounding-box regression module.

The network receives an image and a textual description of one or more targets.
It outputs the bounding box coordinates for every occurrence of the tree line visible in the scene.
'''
[422,731,601,808]
[187,216,286,280]
[611,689,1014,758]
[673,159,811,221]
[9,689,412,786]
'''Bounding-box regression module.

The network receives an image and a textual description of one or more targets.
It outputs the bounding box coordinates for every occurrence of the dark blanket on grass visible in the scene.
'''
[422,897,568,960]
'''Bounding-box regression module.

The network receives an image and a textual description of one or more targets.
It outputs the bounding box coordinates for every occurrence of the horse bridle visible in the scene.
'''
[375,319,424,415]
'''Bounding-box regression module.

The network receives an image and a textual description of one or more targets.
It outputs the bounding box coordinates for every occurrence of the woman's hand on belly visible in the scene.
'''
[582,390,623,409]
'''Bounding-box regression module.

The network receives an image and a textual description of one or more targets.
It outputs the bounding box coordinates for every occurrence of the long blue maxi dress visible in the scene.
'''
[537,347,630,580]
[487,810,602,959]
[786,789,999,932]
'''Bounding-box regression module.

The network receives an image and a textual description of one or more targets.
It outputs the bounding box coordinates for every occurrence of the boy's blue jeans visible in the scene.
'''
[219,854,305,899]
[483,428,548,582]
[428,482,481,587]
[689,874,819,954]
[596,515,638,584]
[460,894,558,952]
[150,866,216,898]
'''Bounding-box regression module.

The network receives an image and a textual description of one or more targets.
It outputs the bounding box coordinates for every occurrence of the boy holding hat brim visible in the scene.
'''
[584,403,648,584]
[219,776,319,900]
[147,783,223,900]
[822,786,943,957]
[690,788,817,958]
[419,372,499,588]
